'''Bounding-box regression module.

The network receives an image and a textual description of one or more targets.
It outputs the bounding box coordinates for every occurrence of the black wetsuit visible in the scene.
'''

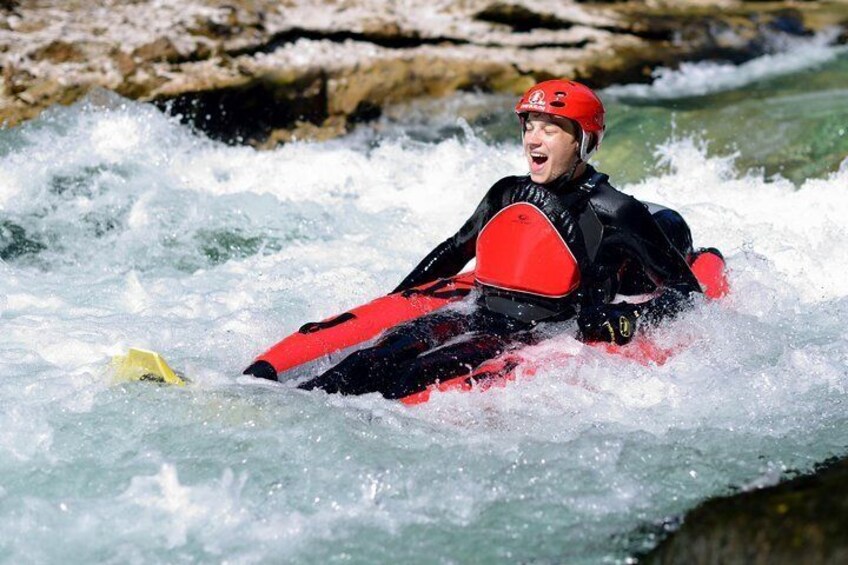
[300,166,702,398]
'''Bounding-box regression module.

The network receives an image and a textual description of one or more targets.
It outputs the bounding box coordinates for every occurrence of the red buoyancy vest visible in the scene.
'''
[475,203,580,297]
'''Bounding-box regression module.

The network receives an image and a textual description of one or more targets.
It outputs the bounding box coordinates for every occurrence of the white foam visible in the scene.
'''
[90,115,143,162]
[605,29,846,99]
[1,81,847,563]
[0,166,22,209]
[119,464,251,551]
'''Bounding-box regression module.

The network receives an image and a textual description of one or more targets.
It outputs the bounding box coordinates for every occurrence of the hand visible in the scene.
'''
[578,302,642,345]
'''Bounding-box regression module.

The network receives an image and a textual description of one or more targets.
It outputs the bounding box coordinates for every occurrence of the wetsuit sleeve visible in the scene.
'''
[577,192,703,342]
[577,289,690,345]
[610,195,702,296]
[391,179,509,293]
[619,197,702,322]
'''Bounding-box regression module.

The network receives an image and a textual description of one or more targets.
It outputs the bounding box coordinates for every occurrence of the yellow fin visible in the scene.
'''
[112,348,187,386]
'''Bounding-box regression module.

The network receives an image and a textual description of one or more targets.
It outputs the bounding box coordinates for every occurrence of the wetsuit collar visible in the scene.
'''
[538,164,598,192]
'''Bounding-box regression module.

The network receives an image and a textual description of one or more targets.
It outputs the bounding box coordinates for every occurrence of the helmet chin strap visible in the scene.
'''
[578,129,597,161]
[562,156,582,183]
[563,129,591,182]
[563,128,603,182]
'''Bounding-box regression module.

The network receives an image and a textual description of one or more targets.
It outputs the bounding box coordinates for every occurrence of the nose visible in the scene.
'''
[524,126,542,146]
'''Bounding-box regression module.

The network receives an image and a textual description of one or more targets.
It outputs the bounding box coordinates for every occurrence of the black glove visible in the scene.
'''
[578,302,642,345]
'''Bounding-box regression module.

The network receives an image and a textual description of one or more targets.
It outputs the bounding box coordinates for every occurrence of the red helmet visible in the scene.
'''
[515,80,606,161]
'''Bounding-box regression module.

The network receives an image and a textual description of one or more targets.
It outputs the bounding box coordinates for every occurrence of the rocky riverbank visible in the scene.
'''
[643,456,848,564]
[2,0,846,145]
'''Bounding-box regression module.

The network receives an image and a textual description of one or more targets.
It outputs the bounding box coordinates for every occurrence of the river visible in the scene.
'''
[1,33,846,564]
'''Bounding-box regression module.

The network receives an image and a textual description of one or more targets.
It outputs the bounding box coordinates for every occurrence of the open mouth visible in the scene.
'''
[530,152,548,165]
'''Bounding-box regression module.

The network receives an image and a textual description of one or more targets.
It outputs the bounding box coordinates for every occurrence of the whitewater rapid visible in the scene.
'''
[1,43,847,563]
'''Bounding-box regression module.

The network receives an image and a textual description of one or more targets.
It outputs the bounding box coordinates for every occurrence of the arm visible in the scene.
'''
[619,197,701,295]
[391,178,510,293]
[618,198,702,326]
[391,236,475,293]
[578,194,702,343]
[577,292,690,345]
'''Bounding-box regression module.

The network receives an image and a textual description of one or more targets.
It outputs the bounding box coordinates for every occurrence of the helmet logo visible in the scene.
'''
[524,89,546,110]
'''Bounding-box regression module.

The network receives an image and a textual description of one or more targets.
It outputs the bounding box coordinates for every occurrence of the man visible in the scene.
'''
[299,80,702,398]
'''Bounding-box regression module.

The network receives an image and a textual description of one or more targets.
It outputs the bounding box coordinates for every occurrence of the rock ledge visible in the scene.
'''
[1,0,846,144]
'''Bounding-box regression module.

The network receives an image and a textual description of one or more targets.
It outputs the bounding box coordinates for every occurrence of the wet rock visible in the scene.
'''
[0,220,46,261]
[643,457,848,565]
[31,40,85,64]
[475,2,574,32]
[0,0,845,144]
[152,68,327,145]
[131,37,182,64]
[0,0,19,13]
[261,116,348,147]
[325,54,527,122]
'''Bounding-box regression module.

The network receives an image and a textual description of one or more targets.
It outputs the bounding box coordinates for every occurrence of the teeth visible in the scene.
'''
[530,152,546,158]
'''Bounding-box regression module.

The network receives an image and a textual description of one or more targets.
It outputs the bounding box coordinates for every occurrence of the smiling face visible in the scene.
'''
[522,112,583,184]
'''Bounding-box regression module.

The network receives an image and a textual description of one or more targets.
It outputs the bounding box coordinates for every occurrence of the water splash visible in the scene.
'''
[606,29,846,100]
[1,61,848,563]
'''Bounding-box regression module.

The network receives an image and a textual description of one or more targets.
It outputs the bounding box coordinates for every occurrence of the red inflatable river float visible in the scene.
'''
[247,249,729,404]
